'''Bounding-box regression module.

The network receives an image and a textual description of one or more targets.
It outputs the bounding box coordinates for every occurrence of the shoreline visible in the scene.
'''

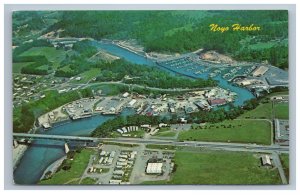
[39,155,67,182]
[13,143,28,171]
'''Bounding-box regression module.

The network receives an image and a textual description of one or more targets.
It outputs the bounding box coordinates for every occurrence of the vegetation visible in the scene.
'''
[280,153,289,182]
[274,102,289,119]
[178,120,272,145]
[92,114,160,137]
[80,177,97,185]
[154,131,176,137]
[102,142,139,147]
[55,40,98,77]
[19,46,68,69]
[238,102,272,119]
[13,88,93,133]
[94,59,216,89]
[143,151,281,184]
[13,62,34,73]
[46,10,288,69]
[92,98,261,138]
[39,149,94,185]
[146,145,176,150]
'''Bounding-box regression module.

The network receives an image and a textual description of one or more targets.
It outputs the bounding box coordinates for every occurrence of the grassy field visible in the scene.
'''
[146,144,176,150]
[143,151,281,185]
[71,68,101,84]
[80,177,97,185]
[20,47,67,68]
[13,62,34,73]
[155,131,176,137]
[102,142,139,147]
[238,103,272,119]
[274,102,289,119]
[178,120,271,145]
[280,153,289,182]
[39,149,93,185]
[89,83,129,96]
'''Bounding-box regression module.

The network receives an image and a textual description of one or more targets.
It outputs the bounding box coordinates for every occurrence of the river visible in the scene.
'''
[14,40,254,184]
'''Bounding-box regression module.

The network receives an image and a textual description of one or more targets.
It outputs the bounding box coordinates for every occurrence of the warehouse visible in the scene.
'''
[209,98,226,106]
[146,162,163,174]
[252,66,269,77]
[128,99,137,107]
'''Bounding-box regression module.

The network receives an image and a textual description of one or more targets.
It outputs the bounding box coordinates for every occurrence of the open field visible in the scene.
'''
[72,68,101,84]
[143,151,281,184]
[89,84,129,96]
[178,120,271,145]
[80,177,97,185]
[280,153,289,182]
[274,102,289,119]
[39,149,94,185]
[155,131,176,137]
[13,62,34,73]
[146,144,176,150]
[20,47,67,68]
[238,103,272,119]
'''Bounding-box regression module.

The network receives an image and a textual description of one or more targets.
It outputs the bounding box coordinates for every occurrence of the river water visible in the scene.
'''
[14,41,254,184]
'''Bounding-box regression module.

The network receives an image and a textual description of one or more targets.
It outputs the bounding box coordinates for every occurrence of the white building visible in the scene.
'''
[141,124,151,128]
[128,99,137,107]
[122,92,129,98]
[146,162,163,174]
[261,155,272,166]
[117,129,123,134]
[159,123,168,128]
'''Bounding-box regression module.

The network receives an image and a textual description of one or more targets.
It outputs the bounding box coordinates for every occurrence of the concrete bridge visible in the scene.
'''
[13,133,289,154]
[13,133,97,143]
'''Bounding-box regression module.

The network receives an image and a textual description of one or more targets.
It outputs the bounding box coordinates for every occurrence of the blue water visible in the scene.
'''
[92,41,155,66]
[14,40,254,184]
[14,109,135,184]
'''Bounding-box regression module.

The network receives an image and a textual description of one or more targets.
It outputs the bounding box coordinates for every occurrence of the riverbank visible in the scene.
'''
[13,143,28,170]
[40,155,67,181]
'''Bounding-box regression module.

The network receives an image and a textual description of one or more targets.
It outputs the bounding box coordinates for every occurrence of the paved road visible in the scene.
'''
[14,133,288,154]
[272,152,288,184]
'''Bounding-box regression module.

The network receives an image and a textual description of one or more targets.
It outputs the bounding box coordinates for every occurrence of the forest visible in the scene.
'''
[13,88,93,133]
[44,10,288,69]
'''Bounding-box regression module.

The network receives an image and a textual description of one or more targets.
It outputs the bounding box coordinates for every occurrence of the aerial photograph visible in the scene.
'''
[12,10,289,185]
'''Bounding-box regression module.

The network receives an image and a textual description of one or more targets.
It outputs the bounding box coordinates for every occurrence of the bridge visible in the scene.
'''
[13,133,97,143]
[13,133,289,154]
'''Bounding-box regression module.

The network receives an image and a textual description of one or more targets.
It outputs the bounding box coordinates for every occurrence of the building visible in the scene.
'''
[159,123,168,128]
[42,122,51,129]
[123,92,129,98]
[109,180,122,184]
[261,155,272,166]
[209,98,226,106]
[141,124,151,128]
[252,66,269,77]
[194,101,210,111]
[146,162,163,174]
[274,119,289,146]
[128,99,137,107]
[180,118,187,123]
[113,170,124,176]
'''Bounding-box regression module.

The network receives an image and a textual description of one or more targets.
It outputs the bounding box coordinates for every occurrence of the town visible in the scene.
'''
[12,10,290,186]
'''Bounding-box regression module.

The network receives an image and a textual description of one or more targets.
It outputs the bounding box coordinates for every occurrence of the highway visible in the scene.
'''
[13,133,289,153]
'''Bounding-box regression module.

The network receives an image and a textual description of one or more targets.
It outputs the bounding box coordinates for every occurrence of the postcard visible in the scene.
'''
[12,10,289,185]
